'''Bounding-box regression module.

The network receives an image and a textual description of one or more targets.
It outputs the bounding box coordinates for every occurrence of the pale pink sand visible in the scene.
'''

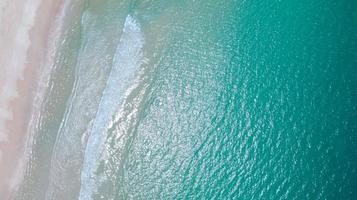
[0,0,64,198]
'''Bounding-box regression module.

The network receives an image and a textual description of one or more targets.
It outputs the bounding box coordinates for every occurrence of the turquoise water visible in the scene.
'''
[17,0,357,199]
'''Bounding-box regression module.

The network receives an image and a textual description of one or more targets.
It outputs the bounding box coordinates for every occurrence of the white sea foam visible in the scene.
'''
[79,15,145,200]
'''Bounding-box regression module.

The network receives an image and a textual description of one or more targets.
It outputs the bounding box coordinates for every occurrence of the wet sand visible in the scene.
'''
[0,0,64,198]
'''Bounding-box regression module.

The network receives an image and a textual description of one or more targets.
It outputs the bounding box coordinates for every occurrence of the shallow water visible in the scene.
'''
[7,0,357,199]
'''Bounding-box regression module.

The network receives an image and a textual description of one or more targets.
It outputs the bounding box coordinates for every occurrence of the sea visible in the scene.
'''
[14,0,357,199]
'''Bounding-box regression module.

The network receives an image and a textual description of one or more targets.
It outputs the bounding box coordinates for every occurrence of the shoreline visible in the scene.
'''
[0,0,65,198]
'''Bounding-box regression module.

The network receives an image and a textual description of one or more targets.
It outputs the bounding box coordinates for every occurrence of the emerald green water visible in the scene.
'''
[17,0,357,199]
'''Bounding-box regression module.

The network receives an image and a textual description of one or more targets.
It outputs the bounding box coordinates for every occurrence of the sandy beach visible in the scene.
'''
[0,0,64,198]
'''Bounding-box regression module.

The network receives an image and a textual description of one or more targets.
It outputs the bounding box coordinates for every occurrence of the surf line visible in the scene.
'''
[79,15,145,200]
